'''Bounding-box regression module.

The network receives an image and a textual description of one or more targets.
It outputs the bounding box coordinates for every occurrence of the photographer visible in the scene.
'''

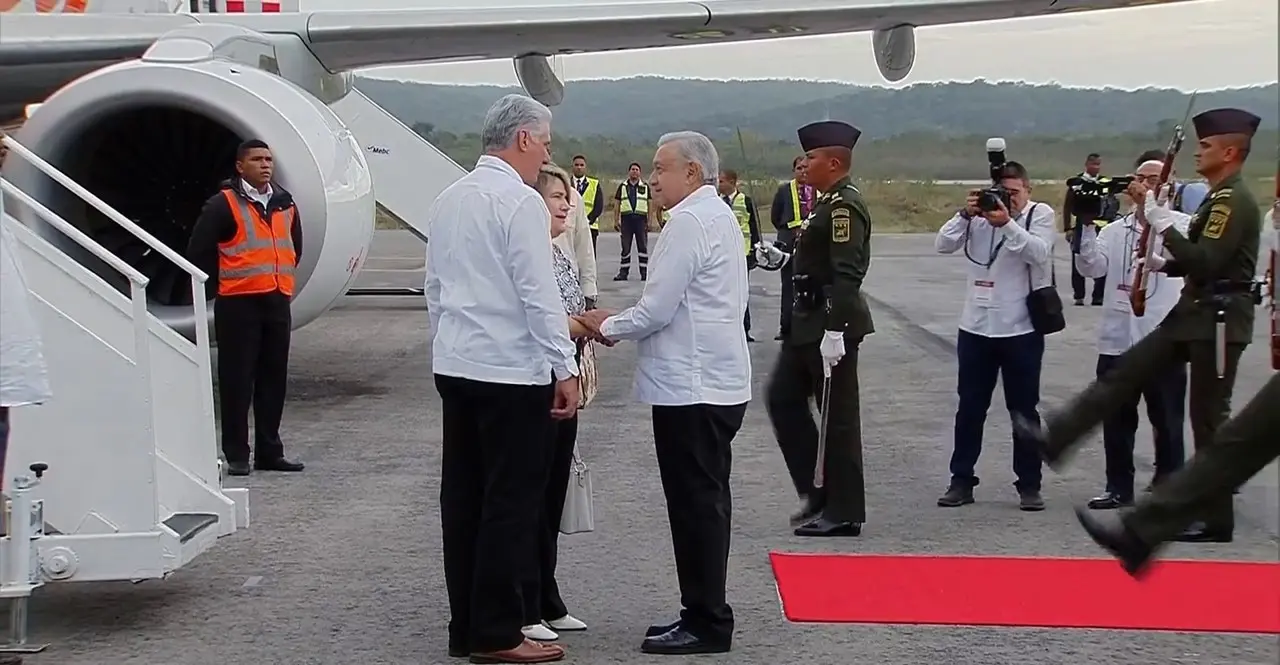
[1074,157,1190,510]
[934,161,1057,512]
[1062,153,1118,306]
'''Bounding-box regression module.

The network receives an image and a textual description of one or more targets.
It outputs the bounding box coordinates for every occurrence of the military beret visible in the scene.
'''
[1192,108,1261,139]
[798,121,861,152]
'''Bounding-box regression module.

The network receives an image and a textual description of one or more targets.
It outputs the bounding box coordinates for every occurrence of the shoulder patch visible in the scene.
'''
[1202,202,1231,239]
[832,207,851,243]
[1210,188,1233,200]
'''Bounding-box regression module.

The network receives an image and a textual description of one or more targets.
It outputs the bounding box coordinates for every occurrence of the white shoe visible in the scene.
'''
[545,614,587,631]
[522,624,558,641]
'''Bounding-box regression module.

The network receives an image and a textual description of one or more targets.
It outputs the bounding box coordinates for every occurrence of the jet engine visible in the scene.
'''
[6,53,375,341]
[872,25,916,83]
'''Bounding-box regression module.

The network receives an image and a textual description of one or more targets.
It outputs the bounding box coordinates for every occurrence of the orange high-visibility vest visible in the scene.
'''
[217,189,297,297]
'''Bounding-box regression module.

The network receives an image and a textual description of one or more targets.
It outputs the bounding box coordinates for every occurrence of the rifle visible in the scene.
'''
[1131,92,1198,317]
[1270,169,1279,370]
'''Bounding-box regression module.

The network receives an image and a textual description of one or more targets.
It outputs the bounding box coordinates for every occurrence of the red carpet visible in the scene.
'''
[769,552,1280,634]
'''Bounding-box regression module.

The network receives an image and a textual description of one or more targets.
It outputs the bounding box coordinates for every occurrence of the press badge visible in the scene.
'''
[1113,283,1132,312]
[973,280,994,306]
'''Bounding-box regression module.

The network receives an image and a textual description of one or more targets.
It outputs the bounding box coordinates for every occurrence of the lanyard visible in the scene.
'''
[963,220,1006,269]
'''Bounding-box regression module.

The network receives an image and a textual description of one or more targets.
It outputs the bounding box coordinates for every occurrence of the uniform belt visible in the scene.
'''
[1210,280,1257,295]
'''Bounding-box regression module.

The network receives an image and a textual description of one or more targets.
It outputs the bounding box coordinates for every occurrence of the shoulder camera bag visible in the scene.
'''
[1022,204,1066,335]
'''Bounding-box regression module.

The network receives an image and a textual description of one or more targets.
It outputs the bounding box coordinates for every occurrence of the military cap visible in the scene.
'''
[798,121,861,152]
[1192,108,1261,139]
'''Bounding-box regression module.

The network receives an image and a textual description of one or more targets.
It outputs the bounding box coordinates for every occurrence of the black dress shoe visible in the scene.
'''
[1074,507,1154,578]
[448,646,468,658]
[789,495,824,526]
[794,517,861,537]
[1086,491,1133,510]
[226,461,251,476]
[1173,526,1232,543]
[645,619,680,638]
[640,627,729,655]
[255,458,305,472]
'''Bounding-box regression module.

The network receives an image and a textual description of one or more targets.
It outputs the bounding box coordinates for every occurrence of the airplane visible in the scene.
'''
[0,0,1202,341]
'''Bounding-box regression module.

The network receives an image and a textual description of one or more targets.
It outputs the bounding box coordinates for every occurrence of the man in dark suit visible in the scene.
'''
[770,157,816,340]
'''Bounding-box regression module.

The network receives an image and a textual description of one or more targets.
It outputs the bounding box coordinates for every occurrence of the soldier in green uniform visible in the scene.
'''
[1074,372,1280,577]
[754,120,874,537]
[1016,107,1264,543]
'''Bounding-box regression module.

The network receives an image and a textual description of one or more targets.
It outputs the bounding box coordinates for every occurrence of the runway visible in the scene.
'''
[24,230,1279,665]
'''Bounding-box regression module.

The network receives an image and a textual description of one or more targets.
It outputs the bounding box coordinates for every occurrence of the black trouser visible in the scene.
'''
[1044,325,1246,534]
[651,403,745,646]
[767,340,866,523]
[1124,373,1280,546]
[0,407,9,485]
[590,227,598,254]
[1071,260,1106,303]
[951,330,1045,492]
[215,292,292,463]
[1095,354,1187,500]
[779,261,794,335]
[436,374,553,654]
[618,214,648,276]
[743,262,752,334]
[524,411,578,625]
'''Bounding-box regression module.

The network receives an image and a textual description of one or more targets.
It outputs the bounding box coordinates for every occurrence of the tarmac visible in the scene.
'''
[22,230,1280,665]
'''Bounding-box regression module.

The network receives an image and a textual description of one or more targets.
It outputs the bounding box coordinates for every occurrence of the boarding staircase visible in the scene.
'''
[0,135,249,654]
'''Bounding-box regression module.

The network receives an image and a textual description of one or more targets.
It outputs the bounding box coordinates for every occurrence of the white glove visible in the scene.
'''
[1143,200,1177,234]
[1131,251,1167,273]
[753,242,789,269]
[1152,182,1175,209]
[819,331,845,373]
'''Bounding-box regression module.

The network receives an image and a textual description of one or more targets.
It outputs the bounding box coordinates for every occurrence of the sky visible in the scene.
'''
[304,0,1279,90]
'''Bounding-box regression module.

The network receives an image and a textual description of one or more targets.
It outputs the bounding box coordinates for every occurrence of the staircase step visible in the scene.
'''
[162,513,219,544]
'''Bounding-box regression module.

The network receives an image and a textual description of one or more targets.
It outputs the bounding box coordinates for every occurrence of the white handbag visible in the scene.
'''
[559,444,595,535]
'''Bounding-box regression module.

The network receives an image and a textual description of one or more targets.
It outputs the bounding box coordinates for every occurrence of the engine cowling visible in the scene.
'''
[6,55,375,341]
[872,25,916,83]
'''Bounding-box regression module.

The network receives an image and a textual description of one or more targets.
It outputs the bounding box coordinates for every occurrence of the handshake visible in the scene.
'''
[570,309,618,347]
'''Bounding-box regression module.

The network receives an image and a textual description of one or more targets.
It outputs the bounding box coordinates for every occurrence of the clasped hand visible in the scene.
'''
[572,309,617,346]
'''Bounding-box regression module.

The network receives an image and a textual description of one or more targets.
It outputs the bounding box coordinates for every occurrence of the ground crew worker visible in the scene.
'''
[187,139,306,477]
[612,162,653,281]
[570,155,604,253]
[1018,107,1264,544]
[718,169,763,342]
[771,157,816,340]
[1075,371,1279,578]
[755,120,873,537]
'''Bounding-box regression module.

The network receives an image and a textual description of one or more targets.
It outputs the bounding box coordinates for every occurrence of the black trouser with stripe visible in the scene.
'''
[215,291,292,464]
[618,214,648,277]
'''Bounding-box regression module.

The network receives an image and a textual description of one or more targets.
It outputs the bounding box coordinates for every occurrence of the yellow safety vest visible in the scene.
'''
[579,177,601,229]
[726,191,752,253]
[618,182,649,215]
[787,180,805,229]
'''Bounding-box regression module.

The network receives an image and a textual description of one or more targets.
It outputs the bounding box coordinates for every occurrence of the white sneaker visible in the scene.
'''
[545,614,587,631]
[521,623,558,641]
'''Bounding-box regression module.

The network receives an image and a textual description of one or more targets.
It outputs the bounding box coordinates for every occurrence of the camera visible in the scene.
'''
[976,137,1012,213]
[1066,174,1133,222]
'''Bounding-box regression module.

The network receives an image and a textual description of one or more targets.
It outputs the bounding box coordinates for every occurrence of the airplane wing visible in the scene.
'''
[2,0,1201,72]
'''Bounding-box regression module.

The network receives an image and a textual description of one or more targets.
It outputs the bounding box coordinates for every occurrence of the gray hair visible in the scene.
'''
[481,94,552,153]
[657,131,719,185]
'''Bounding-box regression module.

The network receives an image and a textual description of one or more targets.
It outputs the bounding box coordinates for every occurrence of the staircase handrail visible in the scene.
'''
[1,180,149,288]
[1,136,208,283]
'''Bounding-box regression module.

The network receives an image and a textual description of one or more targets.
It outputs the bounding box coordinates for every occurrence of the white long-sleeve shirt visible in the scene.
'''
[424,155,578,385]
[600,185,752,406]
[1074,210,1189,356]
[1259,208,1277,283]
[934,201,1057,338]
[553,186,598,299]
[0,220,52,408]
